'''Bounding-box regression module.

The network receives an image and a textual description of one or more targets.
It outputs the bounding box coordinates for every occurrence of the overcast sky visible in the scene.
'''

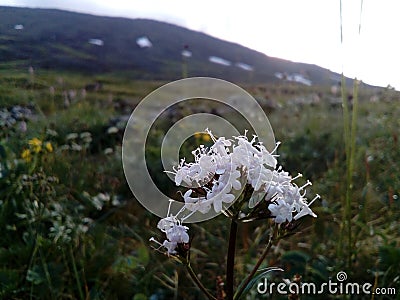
[2,0,400,89]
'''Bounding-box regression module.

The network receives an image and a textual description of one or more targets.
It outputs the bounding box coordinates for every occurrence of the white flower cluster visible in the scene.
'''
[150,130,319,254]
[150,214,189,255]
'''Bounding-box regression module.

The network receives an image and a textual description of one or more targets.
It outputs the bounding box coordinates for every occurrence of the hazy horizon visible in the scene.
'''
[1,0,399,89]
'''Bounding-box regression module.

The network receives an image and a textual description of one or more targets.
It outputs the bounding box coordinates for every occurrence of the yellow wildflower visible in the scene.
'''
[28,137,42,153]
[21,149,31,162]
[202,134,211,142]
[45,142,53,153]
[194,132,211,142]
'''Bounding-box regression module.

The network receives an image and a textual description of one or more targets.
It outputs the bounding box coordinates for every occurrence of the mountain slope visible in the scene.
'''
[1,6,342,84]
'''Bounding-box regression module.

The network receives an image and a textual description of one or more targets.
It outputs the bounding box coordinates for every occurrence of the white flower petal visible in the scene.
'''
[294,205,317,220]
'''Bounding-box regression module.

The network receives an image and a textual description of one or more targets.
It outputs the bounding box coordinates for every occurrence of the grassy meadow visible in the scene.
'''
[0,66,399,299]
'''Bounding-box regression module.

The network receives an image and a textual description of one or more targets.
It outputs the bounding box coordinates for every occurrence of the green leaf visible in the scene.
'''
[281,250,310,263]
[281,250,310,275]
[26,268,45,285]
[112,244,150,273]
[112,255,138,273]
[379,245,400,269]
[0,269,19,294]
[133,293,147,300]
[137,245,149,266]
[235,267,283,298]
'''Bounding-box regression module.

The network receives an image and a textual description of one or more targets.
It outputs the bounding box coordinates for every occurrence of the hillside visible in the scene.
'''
[1,6,344,84]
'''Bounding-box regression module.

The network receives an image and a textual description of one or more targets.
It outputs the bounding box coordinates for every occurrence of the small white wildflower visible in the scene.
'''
[162,240,178,254]
[294,194,320,220]
[97,192,110,202]
[153,213,190,255]
[268,198,293,224]
[206,182,235,213]
[166,224,189,244]
[174,164,189,186]
[104,148,113,155]
[71,143,82,151]
[248,165,273,192]
[111,195,122,206]
[59,144,70,151]
[46,129,58,137]
[157,216,177,232]
[80,131,92,139]
[107,126,119,134]
[183,190,211,214]
[211,137,231,157]
[66,132,78,140]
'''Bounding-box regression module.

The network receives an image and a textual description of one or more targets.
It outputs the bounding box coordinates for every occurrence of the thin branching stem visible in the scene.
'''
[39,246,55,300]
[234,224,278,300]
[186,262,217,300]
[339,0,363,267]
[340,73,350,260]
[338,0,347,260]
[339,0,344,44]
[348,79,359,266]
[69,244,85,300]
[226,219,238,300]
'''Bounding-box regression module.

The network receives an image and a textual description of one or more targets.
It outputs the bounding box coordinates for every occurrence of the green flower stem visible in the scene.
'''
[234,224,278,300]
[186,262,217,300]
[347,79,359,267]
[226,219,238,300]
[69,244,85,300]
[27,234,39,300]
[338,73,349,259]
[39,246,55,300]
[339,0,362,267]
[340,75,360,267]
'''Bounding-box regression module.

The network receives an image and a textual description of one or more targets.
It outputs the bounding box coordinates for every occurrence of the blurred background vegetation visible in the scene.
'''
[0,6,399,300]
[0,67,398,299]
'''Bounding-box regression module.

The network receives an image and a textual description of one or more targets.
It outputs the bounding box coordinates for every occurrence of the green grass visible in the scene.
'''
[51,44,95,60]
